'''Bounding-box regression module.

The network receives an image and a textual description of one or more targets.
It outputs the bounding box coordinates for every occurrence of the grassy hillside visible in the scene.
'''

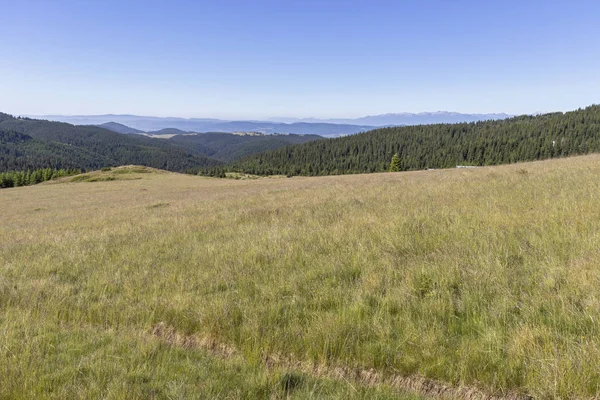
[232,105,600,176]
[0,113,222,172]
[169,132,323,162]
[3,155,600,398]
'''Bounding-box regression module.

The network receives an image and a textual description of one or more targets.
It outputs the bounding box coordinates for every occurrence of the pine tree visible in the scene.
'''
[389,153,401,172]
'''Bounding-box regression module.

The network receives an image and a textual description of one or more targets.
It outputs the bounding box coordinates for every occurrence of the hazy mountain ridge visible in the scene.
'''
[32,111,512,137]
[32,112,513,137]
[32,115,375,137]
[96,122,144,134]
[269,112,512,126]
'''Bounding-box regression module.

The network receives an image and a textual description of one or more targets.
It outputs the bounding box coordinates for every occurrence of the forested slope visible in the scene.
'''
[0,130,115,172]
[0,113,222,172]
[231,106,600,176]
[169,132,323,162]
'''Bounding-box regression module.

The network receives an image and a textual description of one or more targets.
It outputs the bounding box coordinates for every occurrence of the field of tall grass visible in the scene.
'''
[2,157,600,399]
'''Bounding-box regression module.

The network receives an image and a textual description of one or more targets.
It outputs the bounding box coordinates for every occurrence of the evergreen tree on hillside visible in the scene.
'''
[0,167,81,189]
[389,154,402,172]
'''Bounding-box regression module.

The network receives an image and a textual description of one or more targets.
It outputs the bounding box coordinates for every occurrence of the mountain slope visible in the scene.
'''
[232,105,600,176]
[169,132,323,162]
[0,113,222,172]
[0,129,114,172]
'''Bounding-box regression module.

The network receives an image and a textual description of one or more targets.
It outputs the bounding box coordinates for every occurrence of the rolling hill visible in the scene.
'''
[0,113,221,172]
[95,122,144,134]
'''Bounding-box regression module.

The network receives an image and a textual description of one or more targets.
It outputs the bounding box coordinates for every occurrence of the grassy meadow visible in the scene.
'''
[2,158,600,399]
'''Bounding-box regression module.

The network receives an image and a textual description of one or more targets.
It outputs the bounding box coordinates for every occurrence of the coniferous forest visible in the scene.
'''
[227,105,600,176]
[0,113,222,173]
[0,168,81,188]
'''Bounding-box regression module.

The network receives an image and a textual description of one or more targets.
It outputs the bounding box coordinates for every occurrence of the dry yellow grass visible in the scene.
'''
[2,156,600,398]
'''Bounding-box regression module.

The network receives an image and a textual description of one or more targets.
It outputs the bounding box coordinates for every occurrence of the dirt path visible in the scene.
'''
[149,322,533,400]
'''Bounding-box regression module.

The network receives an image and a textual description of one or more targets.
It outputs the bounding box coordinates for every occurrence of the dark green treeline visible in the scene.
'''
[226,105,600,176]
[0,168,81,189]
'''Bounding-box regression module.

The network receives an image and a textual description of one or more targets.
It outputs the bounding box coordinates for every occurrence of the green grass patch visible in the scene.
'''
[3,155,600,398]
[112,167,156,174]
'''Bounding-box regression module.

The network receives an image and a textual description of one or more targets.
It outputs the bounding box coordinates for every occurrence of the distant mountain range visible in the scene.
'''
[268,112,513,126]
[31,112,512,137]
[33,115,374,137]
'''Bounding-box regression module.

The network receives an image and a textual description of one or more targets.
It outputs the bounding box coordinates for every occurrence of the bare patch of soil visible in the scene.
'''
[149,322,532,400]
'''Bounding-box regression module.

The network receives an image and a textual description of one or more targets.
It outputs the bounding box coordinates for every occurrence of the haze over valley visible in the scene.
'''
[30,111,514,137]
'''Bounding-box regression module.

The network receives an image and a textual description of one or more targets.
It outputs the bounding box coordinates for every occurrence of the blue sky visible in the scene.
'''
[1,0,599,119]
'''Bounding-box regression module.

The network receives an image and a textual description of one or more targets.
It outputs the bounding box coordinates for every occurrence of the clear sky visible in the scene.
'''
[1,0,599,119]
